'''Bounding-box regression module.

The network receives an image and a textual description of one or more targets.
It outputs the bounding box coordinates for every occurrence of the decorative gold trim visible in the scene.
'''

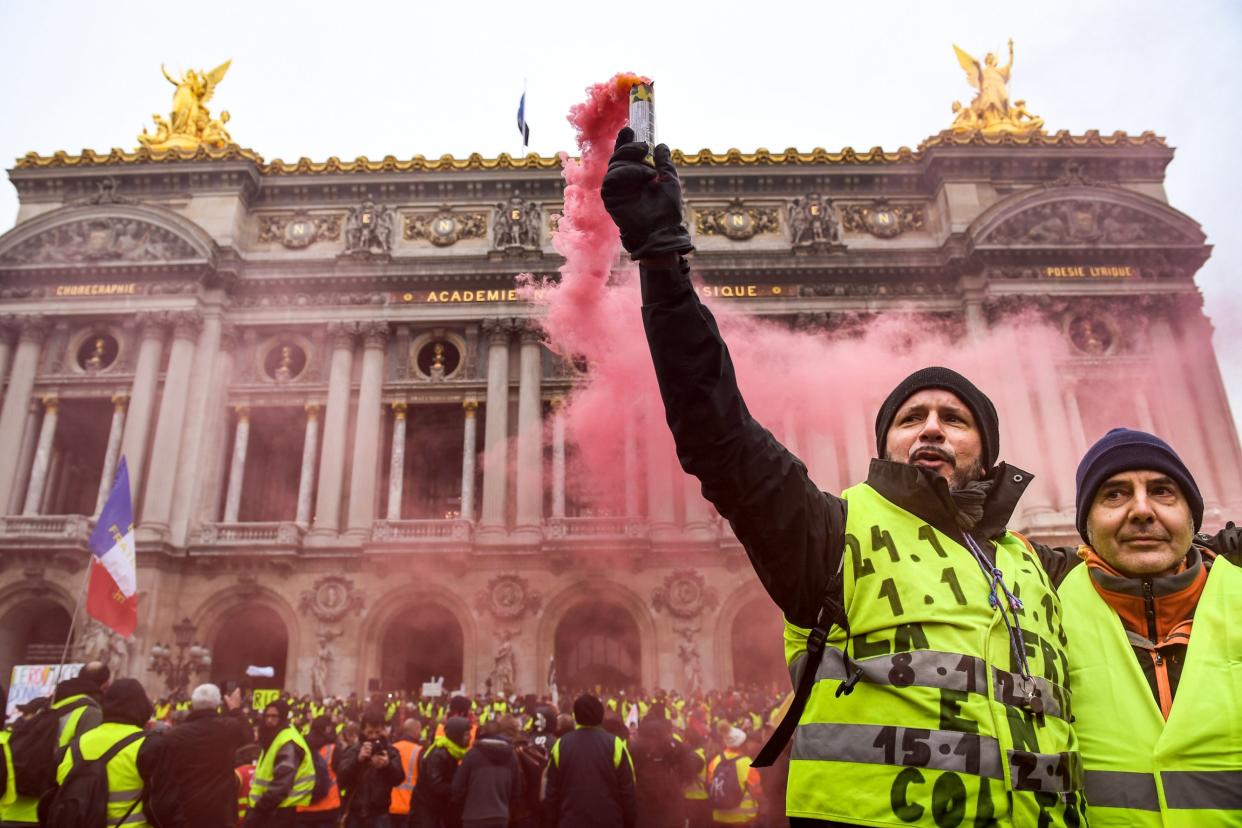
[15,131,1167,173]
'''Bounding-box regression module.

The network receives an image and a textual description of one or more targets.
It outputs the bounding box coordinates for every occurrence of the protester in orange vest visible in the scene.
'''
[389,718,422,821]
[234,744,260,827]
[295,715,340,827]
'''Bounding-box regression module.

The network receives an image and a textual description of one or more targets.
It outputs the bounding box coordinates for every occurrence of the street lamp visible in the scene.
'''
[147,616,212,696]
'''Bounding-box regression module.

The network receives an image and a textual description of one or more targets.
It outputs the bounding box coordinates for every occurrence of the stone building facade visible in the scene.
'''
[0,129,1237,699]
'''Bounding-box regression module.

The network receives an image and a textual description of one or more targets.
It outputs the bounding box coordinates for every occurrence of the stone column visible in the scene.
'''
[460,400,478,521]
[41,450,63,516]
[0,316,47,513]
[1175,310,1242,507]
[683,473,713,537]
[1149,316,1220,506]
[9,400,41,515]
[0,321,15,397]
[95,395,128,515]
[141,312,201,534]
[22,396,58,515]
[192,323,238,540]
[1021,337,1079,510]
[623,412,639,517]
[119,313,167,511]
[842,401,872,484]
[551,397,567,519]
[168,312,223,546]
[296,404,320,526]
[514,326,544,538]
[313,322,356,534]
[479,320,512,537]
[347,322,388,534]
[807,430,840,494]
[222,405,250,522]
[988,325,1056,514]
[782,410,801,459]
[386,402,407,521]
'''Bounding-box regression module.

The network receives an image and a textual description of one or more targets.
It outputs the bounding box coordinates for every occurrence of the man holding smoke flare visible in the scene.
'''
[600,118,1238,825]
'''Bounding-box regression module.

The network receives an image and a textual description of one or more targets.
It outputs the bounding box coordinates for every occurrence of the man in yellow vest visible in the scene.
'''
[682,728,711,828]
[246,699,314,827]
[52,678,184,828]
[602,137,1098,825]
[708,728,762,827]
[1063,428,1242,826]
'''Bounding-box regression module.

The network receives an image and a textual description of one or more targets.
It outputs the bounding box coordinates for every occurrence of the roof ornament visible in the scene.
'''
[950,39,1044,137]
[137,60,234,151]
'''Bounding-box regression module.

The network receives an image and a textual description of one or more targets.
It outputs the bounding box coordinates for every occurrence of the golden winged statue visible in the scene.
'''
[138,60,234,151]
[949,40,1044,137]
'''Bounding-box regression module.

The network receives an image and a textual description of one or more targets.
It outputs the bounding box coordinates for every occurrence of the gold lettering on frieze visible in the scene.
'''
[55,283,140,297]
[398,288,523,304]
[1042,265,1135,278]
[697,284,790,299]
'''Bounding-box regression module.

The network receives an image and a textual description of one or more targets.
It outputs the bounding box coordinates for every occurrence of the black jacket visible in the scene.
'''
[450,735,522,823]
[629,719,689,828]
[411,744,462,828]
[544,726,636,828]
[638,257,1084,630]
[337,741,405,819]
[161,707,252,827]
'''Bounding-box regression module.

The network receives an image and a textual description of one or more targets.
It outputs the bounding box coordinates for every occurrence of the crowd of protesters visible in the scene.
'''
[0,667,791,828]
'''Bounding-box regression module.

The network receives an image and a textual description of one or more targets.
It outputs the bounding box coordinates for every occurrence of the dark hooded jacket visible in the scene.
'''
[629,717,689,828]
[450,734,522,824]
[161,705,253,827]
[51,674,104,743]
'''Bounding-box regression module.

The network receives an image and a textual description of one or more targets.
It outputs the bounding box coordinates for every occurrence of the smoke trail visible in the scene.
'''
[524,74,1206,526]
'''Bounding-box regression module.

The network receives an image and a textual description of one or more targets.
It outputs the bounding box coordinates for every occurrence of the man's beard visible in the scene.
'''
[259,723,281,749]
[906,444,983,491]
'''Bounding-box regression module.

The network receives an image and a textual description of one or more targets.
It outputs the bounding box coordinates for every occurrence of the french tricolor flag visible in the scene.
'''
[86,458,137,636]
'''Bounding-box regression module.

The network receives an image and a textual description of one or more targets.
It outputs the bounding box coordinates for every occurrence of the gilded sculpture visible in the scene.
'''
[951,40,1044,136]
[137,61,234,151]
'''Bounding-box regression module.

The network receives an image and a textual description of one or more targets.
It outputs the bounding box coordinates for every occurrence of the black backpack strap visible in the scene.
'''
[752,568,859,768]
[95,731,145,767]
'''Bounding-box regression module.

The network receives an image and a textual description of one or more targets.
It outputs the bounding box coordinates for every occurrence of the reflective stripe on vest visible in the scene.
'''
[296,743,340,813]
[51,694,93,749]
[550,731,630,775]
[251,726,315,808]
[1062,556,1242,827]
[783,483,1083,827]
[390,741,421,814]
[55,722,148,828]
[708,751,759,823]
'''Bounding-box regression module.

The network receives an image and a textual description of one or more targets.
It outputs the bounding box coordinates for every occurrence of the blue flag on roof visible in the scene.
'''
[517,92,531,148]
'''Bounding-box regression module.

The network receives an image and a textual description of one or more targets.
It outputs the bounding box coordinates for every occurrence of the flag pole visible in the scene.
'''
[52,547,94,695]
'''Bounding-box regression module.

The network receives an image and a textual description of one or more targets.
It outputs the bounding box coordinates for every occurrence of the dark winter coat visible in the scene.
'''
[450,735,522,824]
[410,743,463,828]
[544,726,636,828]
[629,719,689,828]
[160,707,253,827]
[337,740,405,820]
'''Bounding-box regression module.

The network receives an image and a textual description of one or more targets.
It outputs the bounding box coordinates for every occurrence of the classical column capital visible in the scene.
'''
[17,314,49,345]
[233,403,250,421]
[40,395,59,413]
[305,402,321,418]
[111,393,129,412]
[519,323,544,346]
[135,310,170,339]
[0,313,18,339]
[482,317,514,345]
[219,321,239,352]
[359,320,389,349]
[550,395,566,412]
[391,401,408,419]
[463,398,479,416]
[326,320,357,349]
[169,310,204,342]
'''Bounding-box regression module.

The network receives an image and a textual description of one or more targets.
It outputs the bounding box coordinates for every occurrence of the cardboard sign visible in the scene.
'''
[6,663,83,722]
[252,688,281,711]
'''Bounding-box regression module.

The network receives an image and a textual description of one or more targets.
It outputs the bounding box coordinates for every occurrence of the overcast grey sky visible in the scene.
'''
[2,0,1241,422]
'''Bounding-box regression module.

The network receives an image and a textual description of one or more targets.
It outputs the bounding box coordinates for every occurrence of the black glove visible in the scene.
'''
[601,127,694,261]
[1199,520,1242,562]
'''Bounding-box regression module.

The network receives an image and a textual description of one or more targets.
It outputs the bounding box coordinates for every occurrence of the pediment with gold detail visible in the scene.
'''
[970,187,1205,249]
[0,204,217,273]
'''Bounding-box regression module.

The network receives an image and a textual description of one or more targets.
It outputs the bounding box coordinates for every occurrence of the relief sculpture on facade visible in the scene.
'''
[0,219,198,265]
[986,200,1190,246]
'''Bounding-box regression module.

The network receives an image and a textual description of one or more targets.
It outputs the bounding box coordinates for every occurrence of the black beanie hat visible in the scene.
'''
[874,367,1000,471]
[102,678,153,727]
[444,716,472,747]
[1074,428,1203,542]
[572,693,604,727]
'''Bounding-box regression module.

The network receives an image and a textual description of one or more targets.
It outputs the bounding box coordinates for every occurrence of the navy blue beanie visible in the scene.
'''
[1074,428,1203,542]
